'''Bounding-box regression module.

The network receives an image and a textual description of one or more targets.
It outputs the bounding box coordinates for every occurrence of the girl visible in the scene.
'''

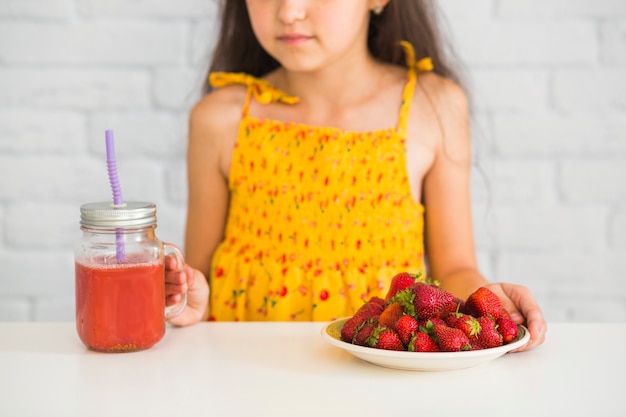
[166,0,546,351]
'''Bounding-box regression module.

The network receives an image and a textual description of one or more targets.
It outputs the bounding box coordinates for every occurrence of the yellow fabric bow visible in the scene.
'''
[209,72,299,104]
[399,40,434,72]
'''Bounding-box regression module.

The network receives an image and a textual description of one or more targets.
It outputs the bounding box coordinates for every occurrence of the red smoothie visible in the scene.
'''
[75,259,165,352]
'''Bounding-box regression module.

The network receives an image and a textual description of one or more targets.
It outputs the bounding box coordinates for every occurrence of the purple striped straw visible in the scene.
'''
[105,130,126,263]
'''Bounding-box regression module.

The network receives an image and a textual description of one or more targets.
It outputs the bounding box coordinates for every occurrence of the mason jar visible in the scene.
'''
[75,201,187,352]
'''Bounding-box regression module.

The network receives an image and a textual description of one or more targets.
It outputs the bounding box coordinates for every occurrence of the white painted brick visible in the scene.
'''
[78,0,217,18]
[470,112,494,156]
[469,116,495,201]
[563,298,626,322]
[85,158,165,205]
[471,164,493,206]
[474,160,558,205]
[190,20,219,68]
[0,110,85,153]
[537,300,570,323]
[164,161,188,205]
[0,155,116,202]
[154,68,205,110]
[0,250,74,296]
[0,206,4,242]
[0,69,151,110]
[438,0,494,21]
[494,112,626,156]
[471,158,502,205]
[154,203,187,252]
[0,0,73,18]
[554,69,626,111]
[601,20,626,65]
[475,249,494,281]
[89,113,187,157]
[33,296,75,321]
[611,209,626,248]
[0,298,32,322]
[449,21,597,66]
[471,70,550,111]
[5,203,78,249]
[560,159,626,203]
[539,295,626,322]
[0,22,185,64]
[496,250,626,298]
[470,167,493,207]
[0,2,624,323]
[497,0,626,18]
[472,203,497,248]
[488,205,608,250]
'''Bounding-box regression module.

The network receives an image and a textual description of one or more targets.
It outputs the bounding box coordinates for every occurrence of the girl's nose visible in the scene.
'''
[277,0,306,24]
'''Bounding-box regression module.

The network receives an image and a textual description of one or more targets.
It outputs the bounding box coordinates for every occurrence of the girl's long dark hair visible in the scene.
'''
[204,0,466,94]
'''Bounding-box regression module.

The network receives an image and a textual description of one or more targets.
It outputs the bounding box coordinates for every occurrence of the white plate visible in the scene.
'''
[321,318,530,371]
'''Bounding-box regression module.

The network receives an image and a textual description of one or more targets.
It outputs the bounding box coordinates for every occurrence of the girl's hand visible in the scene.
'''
[484,282,547,352]
[164,254,210,326]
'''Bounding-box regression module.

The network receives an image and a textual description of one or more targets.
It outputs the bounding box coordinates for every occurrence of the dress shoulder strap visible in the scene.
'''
[209,72,299,117]
[397,41,434,138]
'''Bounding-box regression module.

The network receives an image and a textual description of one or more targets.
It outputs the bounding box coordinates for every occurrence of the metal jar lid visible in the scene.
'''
[80,201,157,228]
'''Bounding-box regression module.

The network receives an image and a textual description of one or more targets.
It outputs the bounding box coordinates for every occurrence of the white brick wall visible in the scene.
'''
[1,0,624,322]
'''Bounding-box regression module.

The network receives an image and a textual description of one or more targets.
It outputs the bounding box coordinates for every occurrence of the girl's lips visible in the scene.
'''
[277,34,312,45]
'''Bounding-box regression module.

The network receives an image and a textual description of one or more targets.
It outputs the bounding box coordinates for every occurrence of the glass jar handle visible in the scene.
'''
[163,242,188,319]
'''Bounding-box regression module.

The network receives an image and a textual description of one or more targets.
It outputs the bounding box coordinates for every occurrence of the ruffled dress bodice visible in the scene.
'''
[208,42,433,321]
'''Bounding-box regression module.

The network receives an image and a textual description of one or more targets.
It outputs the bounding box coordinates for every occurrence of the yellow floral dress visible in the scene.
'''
[208,42,433,321]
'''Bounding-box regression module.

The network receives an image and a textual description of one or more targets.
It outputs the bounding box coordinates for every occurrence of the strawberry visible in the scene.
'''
[444,312,458,327]
[442,303,460,317]
[442,297,463,317]
[395,314,419,345]
[476,316,503,349]
[452,314,481,338]
[368,296,386,307]
[419,318,445,335]
[468,339,485,351]
[340,301,384,342]
[465,287,503,319]
[418,319,435,336]
[352,318,378,346]
[496,317,519,344]
[408,331,440,352]
[341,319,361,343]
[432,324,471,352]
[379,302,404,329]
[430,317,446,326]
[387,287,416,318]
[453,297,466,313]
[498,308,511,320]
[412,283,456,319]
[385,271,422,302]
[443,301,466,327]
[367,326,405,351]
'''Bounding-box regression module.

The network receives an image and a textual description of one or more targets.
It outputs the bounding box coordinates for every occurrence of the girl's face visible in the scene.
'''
[245,0,379,73]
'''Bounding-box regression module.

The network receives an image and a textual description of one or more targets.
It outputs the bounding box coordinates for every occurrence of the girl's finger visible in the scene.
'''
[166,294,182,307]
[164,254,178,270]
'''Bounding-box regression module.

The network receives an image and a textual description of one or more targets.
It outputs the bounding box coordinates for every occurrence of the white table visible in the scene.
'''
[0,322,622,417]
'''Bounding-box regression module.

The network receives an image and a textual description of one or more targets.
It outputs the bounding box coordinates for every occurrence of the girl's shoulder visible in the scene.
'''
[414,71,469,115]
[187,80,249,165]
[409,71,470,145]
[189,77,248,136]
[405,71,470,156]
[194,75,249,114]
